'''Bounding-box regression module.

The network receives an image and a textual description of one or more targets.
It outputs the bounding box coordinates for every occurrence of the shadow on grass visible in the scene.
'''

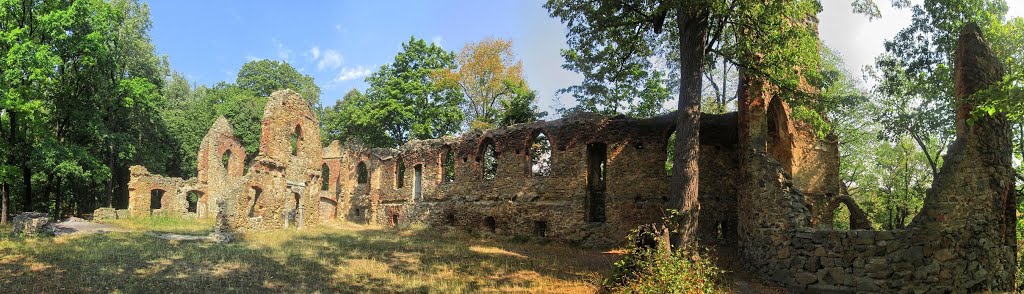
[0,223,615,293]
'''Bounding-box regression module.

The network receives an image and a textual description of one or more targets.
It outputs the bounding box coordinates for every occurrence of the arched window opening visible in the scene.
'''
[186,191,202,213]
[290,124,302,156]
[442,146,455,184]
[248,187,262,217]
[833,203,851,230]
[531,132,552,177]
[587,142,607,223]
[665,131,676,176]
[396,158,405,189]
[222,150,232,171]
[150,189,166,210]
[413,164,423,201]
[356,162,368,184]
[321,163,331,191]
[480,138,497,180]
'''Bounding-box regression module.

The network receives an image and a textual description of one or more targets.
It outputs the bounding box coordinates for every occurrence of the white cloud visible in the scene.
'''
[431,36,444,47]
[309,46,320,60]
[333,66,372,82]
[318,50,344,70]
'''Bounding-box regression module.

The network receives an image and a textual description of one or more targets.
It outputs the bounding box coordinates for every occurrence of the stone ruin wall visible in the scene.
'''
[734,23,1016,293]
[323,112,748,247]
[116,90,323,232]
[102,22,1015,293]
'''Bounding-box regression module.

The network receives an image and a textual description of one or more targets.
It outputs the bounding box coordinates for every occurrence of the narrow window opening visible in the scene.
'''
[222,150,232,171]
[587,142,607,223]
[442,147,455,183]
[531,132,552,177]
[413,164,422,201]
[321,163,331,191]
[484,216,497,233]
[396,158,405,189]
[248,187,262,217]
[481,138,497,180]
[665,131,676,176]
[534,220,548,237]
[290,124,302,156]
[391,214,400,226]
[356,162,368,184]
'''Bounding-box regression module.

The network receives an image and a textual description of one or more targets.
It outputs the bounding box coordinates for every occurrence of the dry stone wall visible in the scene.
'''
[333,112,750,247]
[735,23,1016,293]
[97,23,1016,292]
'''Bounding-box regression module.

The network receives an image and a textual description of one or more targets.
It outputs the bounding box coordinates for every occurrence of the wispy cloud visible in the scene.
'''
[318,50,343,70]
[431,36,444,47]
[333,66,372,82]
[272,38,292,61]
[308,46,320,60]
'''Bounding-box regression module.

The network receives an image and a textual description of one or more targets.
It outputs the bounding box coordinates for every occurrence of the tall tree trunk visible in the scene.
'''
[106,143,115,207]
[671,8,709,249]
[1,183,7,225]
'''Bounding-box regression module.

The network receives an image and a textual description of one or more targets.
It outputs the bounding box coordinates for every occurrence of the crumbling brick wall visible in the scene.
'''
[337,112,743,247]
[222,89,323,231]
[735,23,1016,293]
[125,165,201,217]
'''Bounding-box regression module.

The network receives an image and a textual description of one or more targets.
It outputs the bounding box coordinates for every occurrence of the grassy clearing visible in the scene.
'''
[96,215,215,234]
[0,218,616,293]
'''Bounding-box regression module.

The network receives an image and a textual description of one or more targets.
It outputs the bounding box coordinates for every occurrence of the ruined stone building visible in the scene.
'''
[97,24,1015,293]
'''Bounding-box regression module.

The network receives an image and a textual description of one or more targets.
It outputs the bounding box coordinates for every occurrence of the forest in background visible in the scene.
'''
[0,0,1021,247]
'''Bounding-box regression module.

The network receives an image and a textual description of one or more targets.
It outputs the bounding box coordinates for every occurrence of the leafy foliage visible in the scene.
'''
[607,228,723,294]
[322,37,464,148]
[236,59,321,109]
[435,38,542,128]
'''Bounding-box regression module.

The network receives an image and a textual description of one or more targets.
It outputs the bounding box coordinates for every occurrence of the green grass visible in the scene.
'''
[0,218,616,293]
[96,215,214,234]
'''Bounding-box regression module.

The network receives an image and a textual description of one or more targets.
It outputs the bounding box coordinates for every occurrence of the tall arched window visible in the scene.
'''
[396,157,405,188]
[530,132,552,176]
[290,124,303,156]
[321,163,331,191]
[356,162,368,184]
[442,146,455,183]
[479,138,497,180]
[222,150,232,171]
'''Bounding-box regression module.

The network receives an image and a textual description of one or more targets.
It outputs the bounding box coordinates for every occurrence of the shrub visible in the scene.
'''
[606,228,724,294]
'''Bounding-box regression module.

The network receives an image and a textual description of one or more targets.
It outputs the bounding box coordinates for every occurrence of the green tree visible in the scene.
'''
[546,0,823,245]
[358,37,465,147]
[236,59,321,109]
[871,0,1010,177]
[497,83,548,127]
[435,38,535,129]
[0,0,171,218]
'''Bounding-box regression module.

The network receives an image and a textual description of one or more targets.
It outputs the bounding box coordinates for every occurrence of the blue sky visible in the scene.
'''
[147,0,580,113]
[147,1,1024,115]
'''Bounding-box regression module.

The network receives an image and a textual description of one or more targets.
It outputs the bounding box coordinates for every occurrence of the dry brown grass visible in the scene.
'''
[0,218,618,293]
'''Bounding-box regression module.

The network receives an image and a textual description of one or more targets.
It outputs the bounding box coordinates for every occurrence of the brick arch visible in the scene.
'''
[765,96,794,171]
[820,195,873,230]
[217,142,245,178]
